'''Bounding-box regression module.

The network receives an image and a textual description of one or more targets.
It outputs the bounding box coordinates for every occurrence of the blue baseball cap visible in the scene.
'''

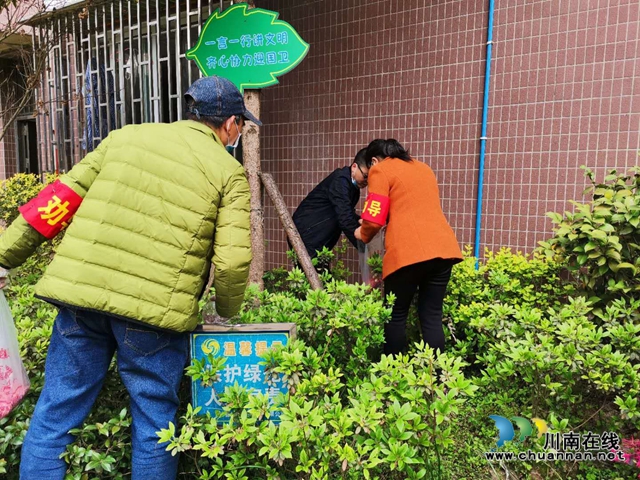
[184,76,262,126]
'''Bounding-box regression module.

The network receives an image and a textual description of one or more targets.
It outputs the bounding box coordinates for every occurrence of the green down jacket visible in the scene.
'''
[0,120,252,332]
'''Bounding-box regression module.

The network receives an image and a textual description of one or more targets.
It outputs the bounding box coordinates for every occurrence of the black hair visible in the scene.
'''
[184,97,234,128]
[353,147,368,168]
[365,138,412,162]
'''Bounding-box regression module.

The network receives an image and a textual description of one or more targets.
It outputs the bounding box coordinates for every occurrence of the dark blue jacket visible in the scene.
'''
[292,167,361,258]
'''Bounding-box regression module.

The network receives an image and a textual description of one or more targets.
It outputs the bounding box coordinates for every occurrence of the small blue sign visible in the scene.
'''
[190,327,293,422]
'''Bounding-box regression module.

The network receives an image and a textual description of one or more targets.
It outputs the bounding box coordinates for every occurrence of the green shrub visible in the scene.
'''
[265,239,354,294]
[366,252,383,289]
[311,239,352,281]
[541,166,640,304]
[238,280,388,385]
[441,247,639,479]
[60,407,132,478]
[445,247,570,366]
[0,173,56,224]
[161,341,477,480]
[474,297,640,430]
[262,266,289,293]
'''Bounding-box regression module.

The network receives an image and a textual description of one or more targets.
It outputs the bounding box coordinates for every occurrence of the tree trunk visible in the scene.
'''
[242,89,264,289]
[260,172,323,290]
[241,0,264,289]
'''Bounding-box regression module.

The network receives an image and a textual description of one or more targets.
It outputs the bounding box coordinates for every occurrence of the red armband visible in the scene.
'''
[361,193,390,226]
[19,180,83,239]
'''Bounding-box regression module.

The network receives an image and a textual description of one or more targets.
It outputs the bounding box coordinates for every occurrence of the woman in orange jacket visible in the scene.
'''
[355,139,463,355]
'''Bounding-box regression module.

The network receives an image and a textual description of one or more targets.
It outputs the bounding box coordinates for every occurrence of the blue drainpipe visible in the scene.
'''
[474,0,495,268]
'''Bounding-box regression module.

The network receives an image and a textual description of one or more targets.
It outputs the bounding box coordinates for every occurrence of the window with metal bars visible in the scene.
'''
[32,0,233,174]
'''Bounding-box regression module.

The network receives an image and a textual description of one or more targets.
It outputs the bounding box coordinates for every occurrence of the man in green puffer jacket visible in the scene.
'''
[0,76,258,480]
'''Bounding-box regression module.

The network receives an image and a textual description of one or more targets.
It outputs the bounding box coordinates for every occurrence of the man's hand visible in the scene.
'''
[212,316,233,325]
[204,311,232,325]
[359,219,363,225]
[354,227,363,241]
[0,268,9,289]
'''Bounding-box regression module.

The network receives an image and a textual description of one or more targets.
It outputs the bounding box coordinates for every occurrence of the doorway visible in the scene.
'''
[17,119,39,175]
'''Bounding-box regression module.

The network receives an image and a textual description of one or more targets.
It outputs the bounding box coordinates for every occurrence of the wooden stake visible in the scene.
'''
[259,172,323,290]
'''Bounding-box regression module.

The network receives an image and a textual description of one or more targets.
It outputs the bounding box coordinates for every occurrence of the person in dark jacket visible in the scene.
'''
[292,148,369,259]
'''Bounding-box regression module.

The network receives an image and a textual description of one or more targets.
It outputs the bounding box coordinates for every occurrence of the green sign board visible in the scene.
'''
[186,3,309,92]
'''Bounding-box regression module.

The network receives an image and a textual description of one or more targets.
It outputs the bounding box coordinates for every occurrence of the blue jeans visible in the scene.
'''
[20,307,189,480]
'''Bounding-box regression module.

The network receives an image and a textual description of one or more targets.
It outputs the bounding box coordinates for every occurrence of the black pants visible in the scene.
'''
[383,258,454,355]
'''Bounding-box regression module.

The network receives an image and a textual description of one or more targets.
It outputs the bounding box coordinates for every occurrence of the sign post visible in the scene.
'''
[190,323,296,422]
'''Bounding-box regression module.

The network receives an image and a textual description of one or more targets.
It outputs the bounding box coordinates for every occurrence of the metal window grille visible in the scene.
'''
[32,0,233,174]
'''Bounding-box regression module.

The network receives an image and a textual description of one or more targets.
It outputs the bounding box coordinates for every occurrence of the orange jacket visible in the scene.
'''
[361,158,462,279]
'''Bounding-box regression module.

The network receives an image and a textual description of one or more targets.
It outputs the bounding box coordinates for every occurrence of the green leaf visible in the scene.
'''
[584,242,598,252]
[615,262,636,273]
[547,212,563,224]
[186,4,310,92]
[606,249,622,262]
[85,460,101,471]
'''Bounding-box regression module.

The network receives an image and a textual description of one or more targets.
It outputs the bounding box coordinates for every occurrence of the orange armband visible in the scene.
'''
[19,180,83,239]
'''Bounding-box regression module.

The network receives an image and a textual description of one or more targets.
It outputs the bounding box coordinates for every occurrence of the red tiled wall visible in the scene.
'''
[485,0,640,251]
[259,0,640,272]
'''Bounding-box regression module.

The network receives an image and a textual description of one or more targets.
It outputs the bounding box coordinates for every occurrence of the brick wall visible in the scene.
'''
[259,0,640,272]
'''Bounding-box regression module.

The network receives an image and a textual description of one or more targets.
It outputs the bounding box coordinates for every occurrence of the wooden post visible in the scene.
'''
[259,172,323,290]
[242,89,264,289]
